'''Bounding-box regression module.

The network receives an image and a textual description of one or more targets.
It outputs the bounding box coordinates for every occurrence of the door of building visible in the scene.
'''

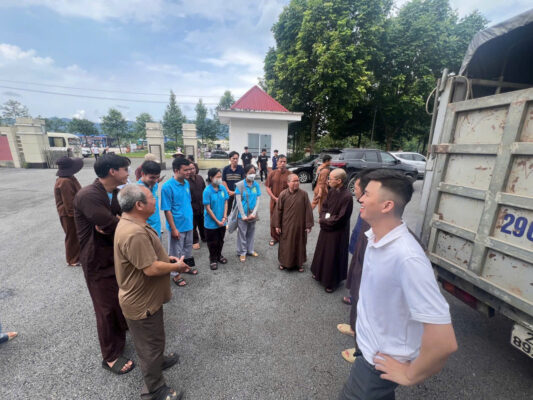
[248,133,272,157]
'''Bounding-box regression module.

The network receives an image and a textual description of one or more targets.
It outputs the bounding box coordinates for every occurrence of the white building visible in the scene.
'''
[218,86,303,160]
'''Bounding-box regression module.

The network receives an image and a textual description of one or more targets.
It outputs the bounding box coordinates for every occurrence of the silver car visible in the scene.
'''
[391,152,426,178]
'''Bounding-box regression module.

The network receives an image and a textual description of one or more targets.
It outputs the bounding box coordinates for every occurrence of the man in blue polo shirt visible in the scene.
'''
[137,160,162,237]
[161,157,198,286]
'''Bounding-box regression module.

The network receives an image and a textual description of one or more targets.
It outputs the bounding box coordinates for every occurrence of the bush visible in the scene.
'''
[165,141,177,151]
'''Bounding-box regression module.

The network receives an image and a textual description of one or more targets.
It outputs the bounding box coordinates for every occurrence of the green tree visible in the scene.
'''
[45,117,67,132]
[216,90,235,111]
[1,99,30,122]
[162,90,185,146]
[133,112,153,139]
[265,0,392,151]
[213,90,235,139]
[101,108,128,152]
[369,0,487,150]
[68,118,98,145]
[195,98,208,143]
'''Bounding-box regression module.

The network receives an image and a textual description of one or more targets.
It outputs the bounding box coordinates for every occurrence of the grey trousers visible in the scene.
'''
[338,356,398,400]
[236,219,256,256]
[168,230,193,276]
[126,308,166,400]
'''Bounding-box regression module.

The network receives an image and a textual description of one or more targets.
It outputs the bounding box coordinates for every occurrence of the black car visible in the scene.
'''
[287,154,319,183]
[209,150,228,159]
[329,148,418,194]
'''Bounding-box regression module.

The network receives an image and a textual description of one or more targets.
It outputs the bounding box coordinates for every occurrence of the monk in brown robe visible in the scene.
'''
[265,154,290,246]
[310,168,353,293]
[54,156,83,266]
[312,155,332,212]
[74,153,134,375]
[274,173,314,272]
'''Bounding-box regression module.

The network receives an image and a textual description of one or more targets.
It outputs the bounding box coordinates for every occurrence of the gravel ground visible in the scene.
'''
[0,158,532,399]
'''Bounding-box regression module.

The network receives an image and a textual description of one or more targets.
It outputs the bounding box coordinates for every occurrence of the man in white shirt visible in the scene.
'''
[91,144,100,160]
[338,169,457,400]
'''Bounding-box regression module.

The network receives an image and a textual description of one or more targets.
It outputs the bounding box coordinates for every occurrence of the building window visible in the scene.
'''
[247,133,272,156]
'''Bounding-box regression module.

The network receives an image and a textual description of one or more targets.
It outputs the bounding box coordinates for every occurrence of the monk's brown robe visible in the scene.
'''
[54,176,82,264]
[312,165,330,213]
[274,188,314,269]
[310,186,353,290]
[265,168,290,242]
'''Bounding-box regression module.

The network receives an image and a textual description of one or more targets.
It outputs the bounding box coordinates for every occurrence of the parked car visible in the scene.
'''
[391,152,426,178]
[327,148,419,194]
[287,154,319,183]
[210,150,229,159]
[81,147,92,158]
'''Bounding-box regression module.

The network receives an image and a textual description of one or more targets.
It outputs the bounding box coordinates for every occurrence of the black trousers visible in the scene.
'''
[227,196,235,216]
[192,212,206,244]
[259,169,268,182]
[205,226,226,262]
[126,307,167,399]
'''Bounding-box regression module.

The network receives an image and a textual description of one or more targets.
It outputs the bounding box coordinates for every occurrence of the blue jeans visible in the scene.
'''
[0,322,9,344]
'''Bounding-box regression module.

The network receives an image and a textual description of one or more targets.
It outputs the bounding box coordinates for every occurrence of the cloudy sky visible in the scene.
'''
[0,0,531,122]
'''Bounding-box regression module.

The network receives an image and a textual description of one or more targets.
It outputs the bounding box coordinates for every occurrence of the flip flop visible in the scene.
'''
[162,352,180,370]
[7,332,17,341]
[325,287,334,293]
[269,240,277,246]
[298,267,305,273]
[342,296,352,305]
[173,277,187,287]
[218,256,228,264]
[247,252,259,257]
[101,356,135,375]
[337,323,355,337]
[239,255,246,262]
[210,262,218,270]
[342,348,356,364]
[279,265,286,270]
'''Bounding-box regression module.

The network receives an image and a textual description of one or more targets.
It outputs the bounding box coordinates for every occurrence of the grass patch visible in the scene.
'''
[118,151,148,158]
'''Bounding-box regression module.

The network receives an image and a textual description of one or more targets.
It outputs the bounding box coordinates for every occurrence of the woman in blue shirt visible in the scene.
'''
[203,168,229,270]
[235,164,261,262]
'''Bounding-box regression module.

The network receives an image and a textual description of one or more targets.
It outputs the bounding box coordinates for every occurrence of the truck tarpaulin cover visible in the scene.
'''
[459,8,533,85]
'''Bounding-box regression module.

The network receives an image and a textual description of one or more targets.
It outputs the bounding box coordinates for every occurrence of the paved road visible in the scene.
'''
[0,158,532,399]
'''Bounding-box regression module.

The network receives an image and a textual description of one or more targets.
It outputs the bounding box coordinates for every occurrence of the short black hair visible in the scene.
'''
[323,154,332,162]
[228,151,239,159]
[207,167,221,183]
[244,146,248,149]
[274,149,278,153]
[261,148,266,152]
[141,160,161,175]
[244,164,256,174]
[365,169,414,217]
[187,155,195,162]
[172,157,191,172]
[94,154,130,178]
[277,154,287,160]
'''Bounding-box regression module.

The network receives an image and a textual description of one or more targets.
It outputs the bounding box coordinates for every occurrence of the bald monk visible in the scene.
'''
[265,154,290,246]
[310,168,353,293]
[312,155,332,213]
[274,174,314,272]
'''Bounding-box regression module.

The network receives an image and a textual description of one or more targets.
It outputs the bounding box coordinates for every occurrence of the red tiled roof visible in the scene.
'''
[230,85,289,112]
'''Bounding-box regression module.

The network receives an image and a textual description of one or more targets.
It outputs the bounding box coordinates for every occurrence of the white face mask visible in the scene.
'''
[212,177,222,185]
[246,174,256,181]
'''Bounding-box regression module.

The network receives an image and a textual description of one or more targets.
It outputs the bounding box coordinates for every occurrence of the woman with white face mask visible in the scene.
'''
[203,168,229,270]
[234,164,261,262]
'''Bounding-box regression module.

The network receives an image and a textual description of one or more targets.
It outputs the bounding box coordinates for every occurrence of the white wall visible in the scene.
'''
[228,118,289,163]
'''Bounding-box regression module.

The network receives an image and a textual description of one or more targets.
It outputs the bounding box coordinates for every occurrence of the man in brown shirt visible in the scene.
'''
[74,153,134,375]
[115,184,189,400]
[312,154,332,213]
[265,154,290,246]
[54,156,83,266]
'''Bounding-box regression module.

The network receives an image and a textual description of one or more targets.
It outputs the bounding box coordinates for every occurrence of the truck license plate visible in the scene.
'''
[510,324,533,358]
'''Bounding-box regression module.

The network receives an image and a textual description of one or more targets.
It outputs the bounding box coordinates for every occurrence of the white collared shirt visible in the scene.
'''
[356,223,451,364]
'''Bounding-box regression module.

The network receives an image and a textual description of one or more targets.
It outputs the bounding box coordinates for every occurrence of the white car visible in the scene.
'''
[81,147,92,158]
[391,152,426,178]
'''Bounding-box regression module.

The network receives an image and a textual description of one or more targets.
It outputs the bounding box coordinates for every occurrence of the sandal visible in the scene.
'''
[173,277,187,287]
[183,267,198,275]
[101,356,135,375]
[337,323,355,337]
[269,240,277,246]
[298,266,305,273]
[341,348,356,364]
[157,386,183,400]
[239,255,246,262]
[247,251,259,257]
[67,262,81,267]
[210,262,218,270]
[279,265,286,270]
[162,352,180,370]
[192,243,200,250]
[218,256,228,264]
[7,332,17,341]
[325,287,334,293]
[342,296,352,305]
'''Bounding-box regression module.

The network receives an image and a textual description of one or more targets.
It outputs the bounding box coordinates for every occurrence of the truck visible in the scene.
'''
[419,9,533,358]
